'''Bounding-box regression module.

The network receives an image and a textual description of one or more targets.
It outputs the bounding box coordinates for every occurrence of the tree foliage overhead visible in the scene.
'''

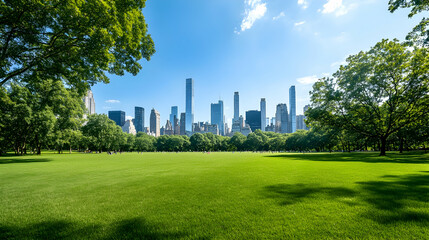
[307,39,429,156]
[388,0,429,46]
[0,0,155,91]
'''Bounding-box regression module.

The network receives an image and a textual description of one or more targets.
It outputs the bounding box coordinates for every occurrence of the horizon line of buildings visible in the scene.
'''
[84,78,310,137]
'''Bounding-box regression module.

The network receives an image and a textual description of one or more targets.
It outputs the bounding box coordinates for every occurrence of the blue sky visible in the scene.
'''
[92,0,422,127]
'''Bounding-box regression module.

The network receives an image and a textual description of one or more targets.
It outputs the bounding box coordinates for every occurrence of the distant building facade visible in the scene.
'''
[246,110,261,132]
[150,108,160,137]
[122,119,137,135]
[260,98,266,131]
[211,100,225,135]
[134,106,144,133]
[108,110,125,127]
[289,85,296,133]
[180,112,186,135]
[83,90,96,117]
[275,104,288,133]
[186,78,194,132]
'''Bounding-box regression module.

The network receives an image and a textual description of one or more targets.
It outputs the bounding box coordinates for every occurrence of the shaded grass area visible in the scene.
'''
[1,152,429,239]
[267,151,429,164]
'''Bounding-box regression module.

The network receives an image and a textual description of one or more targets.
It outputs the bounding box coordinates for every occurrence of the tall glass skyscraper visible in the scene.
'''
[260,98,266,131]
[289,85,296,133]
[108,110,125,127]
[245,110,261,132]
[169,106,178,128]
[234,92,239,122]
[186,78,194,132]
[275,104,288,133]
[134,106,144,133]
[211,100,225,135]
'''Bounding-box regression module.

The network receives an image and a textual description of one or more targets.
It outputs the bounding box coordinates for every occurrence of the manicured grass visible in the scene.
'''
[1,151,429,239]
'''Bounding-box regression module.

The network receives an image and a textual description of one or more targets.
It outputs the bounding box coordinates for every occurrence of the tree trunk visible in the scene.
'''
[37,146,41,155]
[380,136,387,156]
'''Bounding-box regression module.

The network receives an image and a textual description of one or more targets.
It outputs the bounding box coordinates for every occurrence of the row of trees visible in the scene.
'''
[2,99,426,154]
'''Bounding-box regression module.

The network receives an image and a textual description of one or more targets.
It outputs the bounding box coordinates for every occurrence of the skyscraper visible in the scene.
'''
[108,111,125,127]
[150,108,160,137]
[289,85,296,133]
[245,110,261,132]
[275,104,288,133]
[169,106,178,131]
[180,113,186,135]
[260,98,266,131]
[211,100,225,135]
[234,92,239,122]
[134,106,144,133]
[186,78,194,133]
[303,104,310,130]
[83,90,95,117]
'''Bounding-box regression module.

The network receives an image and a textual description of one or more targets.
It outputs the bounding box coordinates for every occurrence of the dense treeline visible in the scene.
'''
[1,106,427,155]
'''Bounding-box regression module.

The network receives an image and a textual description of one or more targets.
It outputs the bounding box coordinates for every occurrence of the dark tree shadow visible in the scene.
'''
[0,158,51,164]
[265,152,429,164]
[0,220,100,240]
[263,183,356,206]
[357,172,429,224]
[0,217,194,240]
[107,217,191,240]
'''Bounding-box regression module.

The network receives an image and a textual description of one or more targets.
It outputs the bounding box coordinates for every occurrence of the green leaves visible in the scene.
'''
[0,0,155,93]
[308,39,429,155]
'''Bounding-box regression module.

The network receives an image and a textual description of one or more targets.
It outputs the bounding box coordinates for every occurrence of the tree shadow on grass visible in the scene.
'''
[357,172,429,224]
[0,217,192,240]
[265,151,429,164]
[0,158,51,164]
[263,172,429,225]
[263,183,356,206]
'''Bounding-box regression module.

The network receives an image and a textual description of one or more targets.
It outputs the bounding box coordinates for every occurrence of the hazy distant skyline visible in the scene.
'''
[91,0,421,125]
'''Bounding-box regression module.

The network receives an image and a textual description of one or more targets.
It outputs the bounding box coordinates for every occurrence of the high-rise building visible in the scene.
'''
[296,115,305,130]
[83,90,95,117]
[122,119,137,135]
[150,108,160,137]
[180,112,186,135]
[289,86,296,133]
[275,104,288,133]
[260,98,266,131]
[164,120,174,135]
[174,116,180,135]
[186,78,194,132]
[169,106,178,132]
[303,104,310,130]
[211,100,225,135]
[245,110,261,132]
[134,106,144,133]
[234,92,239,122]
[207,124,219,135]
[108,110,125,127]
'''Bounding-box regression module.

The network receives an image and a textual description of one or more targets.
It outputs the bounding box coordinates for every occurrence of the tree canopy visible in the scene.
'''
[307,39,429,156]
[0,0,155,92]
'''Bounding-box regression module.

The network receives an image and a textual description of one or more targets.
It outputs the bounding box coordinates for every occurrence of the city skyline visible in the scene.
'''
[91,1,420,126]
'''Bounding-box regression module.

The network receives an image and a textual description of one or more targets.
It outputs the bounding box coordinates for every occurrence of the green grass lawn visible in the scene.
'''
[1,151,429,239]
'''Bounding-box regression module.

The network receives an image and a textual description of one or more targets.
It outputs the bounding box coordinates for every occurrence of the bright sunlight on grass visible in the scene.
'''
[1,152,429,239]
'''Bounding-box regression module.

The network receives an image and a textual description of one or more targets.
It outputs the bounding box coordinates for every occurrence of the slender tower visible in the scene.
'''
[186,78,194,132]
[234,92,239,123]
[260,98,266,131]
[289,86,296,133]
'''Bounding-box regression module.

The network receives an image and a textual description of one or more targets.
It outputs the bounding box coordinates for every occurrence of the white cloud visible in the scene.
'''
[238,0,267,33]
[320,0,355,17]
[273,12,285,21]
[105,99,120,103]
[126,116,133,121]
[297,0,309,9]
[294,21,306,26]
[297,75,319,85]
